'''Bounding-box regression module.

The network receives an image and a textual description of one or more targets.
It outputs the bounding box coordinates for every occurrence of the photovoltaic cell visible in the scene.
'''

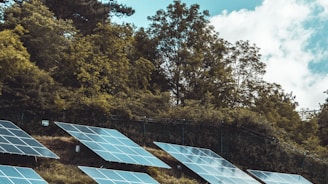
[0,164,47,184]
[55,122,170,168]
[247,169,313,184]
[0,120,59,159]
[79,166,159,184]
[154,142,260,184]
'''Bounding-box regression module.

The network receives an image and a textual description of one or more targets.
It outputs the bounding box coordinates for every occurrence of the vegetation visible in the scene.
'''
[33,136,199,184]
[0,0,327,183]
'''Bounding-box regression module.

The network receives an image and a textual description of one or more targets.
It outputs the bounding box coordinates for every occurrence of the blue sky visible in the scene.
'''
[111,0,263,27]
[112,0,328,110]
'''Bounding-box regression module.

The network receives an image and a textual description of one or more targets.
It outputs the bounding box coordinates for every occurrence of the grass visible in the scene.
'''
[146,148,201,184]
[36,160,95,184]
[33,136,95,184]
[31,136,203,184]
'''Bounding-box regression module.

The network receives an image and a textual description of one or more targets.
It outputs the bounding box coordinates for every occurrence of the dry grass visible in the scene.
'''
[146,147,201,184]
[32,136,202,184]
[146,147,175,161]
[34,135,75,143]
[36,160,95,184]
[147,167,198,184]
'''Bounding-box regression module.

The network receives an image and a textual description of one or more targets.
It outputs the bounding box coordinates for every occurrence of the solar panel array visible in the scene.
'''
[247,169,313,184]
[55,122,170,168]
[0,120,59,159]
[0,164,47,184]
[1,120,313,183]
[154,142,261,184]
[79,166,159,184]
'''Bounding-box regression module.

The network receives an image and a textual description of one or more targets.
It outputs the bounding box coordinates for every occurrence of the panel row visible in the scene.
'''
[0,120,313,184]
[0,120,58,159]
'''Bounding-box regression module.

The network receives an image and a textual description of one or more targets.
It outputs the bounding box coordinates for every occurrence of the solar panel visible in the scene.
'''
[79,166,159,184]
[55,122,170,169]
[0,120,59,159]
[0,164,48,184]
[247,169,313,184]
[154,142,260,184]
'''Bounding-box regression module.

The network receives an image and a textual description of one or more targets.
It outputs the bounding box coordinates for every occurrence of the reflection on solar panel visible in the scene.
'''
[55,122,170,168]
[79,166,159,184]
[247,169,313,184]
[0,120,59,159]
[0,164,47,184]
[154,142,260,184]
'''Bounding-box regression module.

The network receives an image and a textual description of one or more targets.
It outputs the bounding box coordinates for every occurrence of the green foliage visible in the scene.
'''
[1,2,327,179]
[165,99,224,124]
[293,118,319,144]
[2,64,57,109]
[133,28,170,92]
[225,40,266,107]
[147,0,230,105]
[111,91,171,119]
[0,26,63,121]
[44,0,134,34]
[2,0,76,72]
[252,83,301,130]
[318,91,328,146]
[0,25,29,85]
[83,23,133,94]
[129,57,155,90]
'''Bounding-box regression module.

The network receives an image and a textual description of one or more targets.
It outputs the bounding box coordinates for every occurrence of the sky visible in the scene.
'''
[111,0,328,110]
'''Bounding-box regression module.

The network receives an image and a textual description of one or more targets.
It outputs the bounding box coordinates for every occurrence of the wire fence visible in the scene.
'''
[0,109,327,183]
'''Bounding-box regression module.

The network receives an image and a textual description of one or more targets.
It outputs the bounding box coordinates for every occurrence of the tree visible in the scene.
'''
[0,25,29,91]
[133,28,170,92]
[43,0,134,34]
[318,90,328,146]
[60,22,161,118]
[85,23,133,95]
[147,0,230,105]
[2,0,76,73]
[0,26,59,120]
[225,40,266,107]
[252,82,301,133]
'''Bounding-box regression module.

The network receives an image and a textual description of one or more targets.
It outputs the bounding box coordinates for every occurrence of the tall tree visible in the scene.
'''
[147,0,231,105]
[318,90,328,146]
[225,40,266,107]
[43,0,134,34]
[252,82,301,132]
[133,28,170,92]
[0,26,59,119]
[59,22,158,118]
[0,26,29,91]
[2,0,76,73]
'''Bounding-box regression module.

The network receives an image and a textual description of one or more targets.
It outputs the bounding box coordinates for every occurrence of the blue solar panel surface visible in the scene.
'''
[247,169,313,184]
[0,164,47,184]
[0,120,59,159]
[79,166,159,184]
[55,122,170,168]
[154,142,260,184]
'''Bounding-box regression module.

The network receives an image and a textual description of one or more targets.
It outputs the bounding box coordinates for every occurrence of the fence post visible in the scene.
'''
[181,119,185,145]
[143,116,147,137]
[221,120,223,155]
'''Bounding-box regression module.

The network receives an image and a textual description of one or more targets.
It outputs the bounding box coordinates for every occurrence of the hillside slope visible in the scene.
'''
[1,119,327,184]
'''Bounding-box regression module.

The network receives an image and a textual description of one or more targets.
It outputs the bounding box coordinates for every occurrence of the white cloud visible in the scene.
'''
[317,0,328,17]
[210,0,328,110]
